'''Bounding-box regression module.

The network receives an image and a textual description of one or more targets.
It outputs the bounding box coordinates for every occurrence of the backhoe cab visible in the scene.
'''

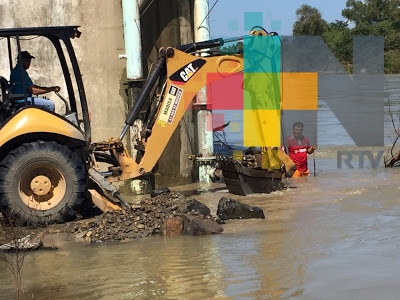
[0,26,295,225]
[0,26,90,225]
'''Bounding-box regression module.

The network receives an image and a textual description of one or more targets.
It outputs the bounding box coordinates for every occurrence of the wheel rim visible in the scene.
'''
[18,161,67,210]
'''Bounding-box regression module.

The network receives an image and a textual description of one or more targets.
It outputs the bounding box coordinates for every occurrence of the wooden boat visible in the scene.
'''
[215,147,295,196]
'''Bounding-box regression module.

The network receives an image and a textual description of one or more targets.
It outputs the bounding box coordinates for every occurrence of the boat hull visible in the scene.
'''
[217,157,287,196]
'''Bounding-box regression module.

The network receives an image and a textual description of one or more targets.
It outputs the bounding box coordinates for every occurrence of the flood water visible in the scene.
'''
[1,76,400,299]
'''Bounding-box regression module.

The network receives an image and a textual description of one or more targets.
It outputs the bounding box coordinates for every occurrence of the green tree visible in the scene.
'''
[342,0,400,26]
[342,0,400,72]
[385,49,400,73]
[322,21,353,67]
[293,4,328,36]
[287,1,400,73]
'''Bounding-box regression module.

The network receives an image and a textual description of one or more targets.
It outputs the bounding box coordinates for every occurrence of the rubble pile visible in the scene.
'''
[1,192,267,245]
[71,191,221,243]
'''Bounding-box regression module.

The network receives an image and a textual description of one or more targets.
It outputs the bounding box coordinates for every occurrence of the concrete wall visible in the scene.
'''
[0,0,127,140]
[140,0,196,187]
[0,0,196,187]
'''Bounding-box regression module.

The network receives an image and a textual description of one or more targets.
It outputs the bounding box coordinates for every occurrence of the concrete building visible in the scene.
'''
[0,0,199,188]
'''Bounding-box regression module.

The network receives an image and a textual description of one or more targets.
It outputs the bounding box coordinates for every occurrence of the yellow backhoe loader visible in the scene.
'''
[0,26,295,225]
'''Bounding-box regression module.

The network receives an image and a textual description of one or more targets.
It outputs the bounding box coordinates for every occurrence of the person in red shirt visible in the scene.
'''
[285,122,316,177]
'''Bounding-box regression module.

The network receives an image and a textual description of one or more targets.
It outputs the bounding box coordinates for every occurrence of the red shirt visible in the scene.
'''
[285,134,311,172]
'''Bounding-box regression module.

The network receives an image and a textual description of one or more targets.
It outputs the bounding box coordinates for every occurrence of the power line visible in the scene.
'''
[140,0,156,17]
[197,0,221,30]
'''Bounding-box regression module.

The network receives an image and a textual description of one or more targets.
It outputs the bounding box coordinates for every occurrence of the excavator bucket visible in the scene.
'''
[88,189,122,212]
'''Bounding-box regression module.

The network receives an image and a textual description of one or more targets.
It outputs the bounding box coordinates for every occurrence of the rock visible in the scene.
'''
[163,217,184,237]
[217,197,265,220]
[180,199,211,216]
[181,215,223,236]
[75,231,88,239]
[215,218,225,225]
[0,233,44,251]
[163,215,223,236]
[150,187,171,198]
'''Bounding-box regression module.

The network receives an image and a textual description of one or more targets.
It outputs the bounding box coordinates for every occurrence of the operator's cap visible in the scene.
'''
[21,51,35,59]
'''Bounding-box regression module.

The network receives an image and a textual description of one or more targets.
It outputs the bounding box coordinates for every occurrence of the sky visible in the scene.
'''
[208,0,349,38]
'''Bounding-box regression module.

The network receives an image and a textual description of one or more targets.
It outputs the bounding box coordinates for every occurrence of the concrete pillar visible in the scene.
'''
[194,0,214,183]
[178,0,196,181]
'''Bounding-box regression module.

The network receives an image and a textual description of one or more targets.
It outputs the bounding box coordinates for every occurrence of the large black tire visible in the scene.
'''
[0,141,87,225]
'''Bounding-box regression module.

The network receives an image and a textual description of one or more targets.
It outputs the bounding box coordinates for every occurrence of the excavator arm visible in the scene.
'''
[129,47,244,177]
[91,29,295,185]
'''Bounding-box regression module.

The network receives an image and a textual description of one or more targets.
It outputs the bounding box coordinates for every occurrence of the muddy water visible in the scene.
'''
[1,152,400,299]
[1,76,400,299]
